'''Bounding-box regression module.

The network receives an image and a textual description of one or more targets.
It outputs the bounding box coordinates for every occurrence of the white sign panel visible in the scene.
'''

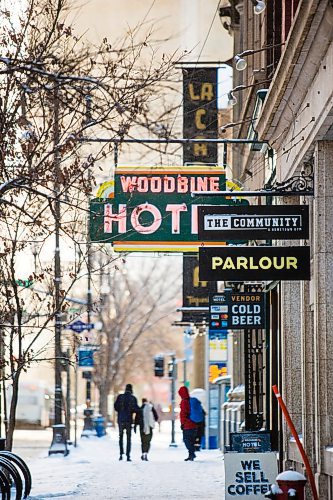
[224,452,278,499]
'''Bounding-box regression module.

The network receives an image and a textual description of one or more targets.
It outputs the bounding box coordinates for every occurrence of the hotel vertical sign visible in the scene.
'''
[182,255,217,322]
[183,68,218,164]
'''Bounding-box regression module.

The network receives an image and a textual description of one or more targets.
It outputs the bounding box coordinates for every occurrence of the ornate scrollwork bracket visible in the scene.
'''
[264,159,314,196]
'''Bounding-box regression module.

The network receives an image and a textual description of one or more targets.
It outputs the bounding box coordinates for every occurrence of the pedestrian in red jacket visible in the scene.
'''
[178,386,198,461]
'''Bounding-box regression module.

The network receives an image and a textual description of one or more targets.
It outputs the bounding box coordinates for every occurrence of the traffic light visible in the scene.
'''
[154,356,164,377]
[168,359,177,379]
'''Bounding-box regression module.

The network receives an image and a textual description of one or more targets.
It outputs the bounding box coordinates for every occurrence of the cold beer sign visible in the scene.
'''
[89,166,248,252]
[210,293,265,330]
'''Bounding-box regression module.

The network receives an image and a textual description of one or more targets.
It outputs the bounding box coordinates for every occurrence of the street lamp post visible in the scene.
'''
[81,160,95,437]
[49,87,69,456]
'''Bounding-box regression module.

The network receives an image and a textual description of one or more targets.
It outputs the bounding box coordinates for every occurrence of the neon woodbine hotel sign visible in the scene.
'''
[89,166,248,252]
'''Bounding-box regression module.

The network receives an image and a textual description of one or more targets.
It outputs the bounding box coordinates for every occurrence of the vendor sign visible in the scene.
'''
[89,166,248,252]
[210,293,265,330]
[225,452,278,499]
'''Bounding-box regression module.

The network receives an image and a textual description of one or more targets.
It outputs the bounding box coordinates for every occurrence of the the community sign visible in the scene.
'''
[89,166,248,252]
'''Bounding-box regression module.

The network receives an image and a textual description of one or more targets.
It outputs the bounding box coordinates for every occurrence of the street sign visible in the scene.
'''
[199,246,311,281]
[15,279,33,288]
[89,166,249,252]
[78,348,94,369]
[224,452,278,499]
[230,432,271,453]
[66,320,94,332]
[210,293,266,330]
[209,329,228,361]
[198,205,309,241]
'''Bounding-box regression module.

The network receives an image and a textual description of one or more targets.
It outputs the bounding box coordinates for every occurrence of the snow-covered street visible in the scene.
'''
[22,423,225,499]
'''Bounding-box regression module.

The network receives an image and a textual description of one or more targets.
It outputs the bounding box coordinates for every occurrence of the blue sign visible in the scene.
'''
[66,320,95,333]
[230,431,271,453]
[78,348,94,368]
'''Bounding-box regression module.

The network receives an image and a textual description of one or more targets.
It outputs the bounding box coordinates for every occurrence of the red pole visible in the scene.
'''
[272,385,319,500]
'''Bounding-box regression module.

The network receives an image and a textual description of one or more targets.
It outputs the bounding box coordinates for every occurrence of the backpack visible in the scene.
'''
[189,397,204,423]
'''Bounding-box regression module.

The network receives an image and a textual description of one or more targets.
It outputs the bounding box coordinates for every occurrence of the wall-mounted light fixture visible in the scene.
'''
[227,90,239,107]
[234,43,285,71]
[227,80,271,107]
[250,0,266,15]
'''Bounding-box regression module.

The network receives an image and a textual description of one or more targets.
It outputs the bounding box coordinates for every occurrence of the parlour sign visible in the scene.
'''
[210,293,265,330]
[198,205,309,241]
[199,246,311,281]
[224,452,278,499]
[89,166,248,252]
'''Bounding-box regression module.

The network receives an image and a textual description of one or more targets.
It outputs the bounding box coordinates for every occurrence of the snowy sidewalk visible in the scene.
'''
[27,424,225,499]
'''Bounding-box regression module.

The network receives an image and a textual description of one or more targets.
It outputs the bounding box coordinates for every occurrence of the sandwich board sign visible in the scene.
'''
[224,452,278,499]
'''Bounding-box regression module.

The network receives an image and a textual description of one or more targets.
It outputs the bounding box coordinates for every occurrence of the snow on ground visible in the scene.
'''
[25,423,225,499]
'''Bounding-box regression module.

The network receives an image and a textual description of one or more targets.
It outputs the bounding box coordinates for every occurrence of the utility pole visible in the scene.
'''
[169,354,177,447]
[49,86,69,456]
[81,239,94,436]
[65,348,71,442]
[182,359,187,386]
[0,327,4,446]
[54,87,62,426]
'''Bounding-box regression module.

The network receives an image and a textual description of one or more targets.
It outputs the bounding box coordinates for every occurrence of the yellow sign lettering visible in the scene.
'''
[193,143,208,156]
[195,109,206,130]
[212,257,223,269]
[201,83,214,100]
[287,256,298,269]
[210,255,299,271]
[193,265,208,287]
[188,84,199,101]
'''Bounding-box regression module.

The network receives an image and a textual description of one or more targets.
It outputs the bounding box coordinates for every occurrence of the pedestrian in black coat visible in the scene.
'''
[114,384,139,461]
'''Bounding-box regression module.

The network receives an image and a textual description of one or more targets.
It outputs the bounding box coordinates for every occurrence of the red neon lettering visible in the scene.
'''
[137,177,149,192]
[209,177,220,191]
[104,204,127,233]
[130,204,161,234]
[150,177,162,193]
[120,176,137,192]
[177,176,188,193]
[196,177,208,191]
[164,176,175,193]
[166,204,187,234]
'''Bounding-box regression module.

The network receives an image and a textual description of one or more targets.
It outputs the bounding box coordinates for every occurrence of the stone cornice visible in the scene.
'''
[256,0,328,143]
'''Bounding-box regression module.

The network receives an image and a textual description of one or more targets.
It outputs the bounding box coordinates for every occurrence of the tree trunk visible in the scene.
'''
[98,382,109,422]
[6,372,20,451]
